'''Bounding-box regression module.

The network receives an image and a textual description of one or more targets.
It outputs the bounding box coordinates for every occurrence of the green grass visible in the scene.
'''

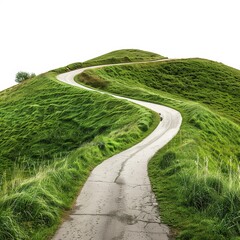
[76,58,240,239]
[0,65,159,239]
[0,72,157,174]
[149,104,240,239]
[83,49,166,65]
[2,49,240,239]
[76,59,240,124]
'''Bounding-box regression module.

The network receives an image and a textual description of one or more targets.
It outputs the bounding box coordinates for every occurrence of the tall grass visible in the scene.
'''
[147,103,240,239]
[0,156,88,239]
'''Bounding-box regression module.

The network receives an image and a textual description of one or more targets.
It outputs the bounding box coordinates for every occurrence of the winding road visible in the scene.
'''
[53,61,182,240]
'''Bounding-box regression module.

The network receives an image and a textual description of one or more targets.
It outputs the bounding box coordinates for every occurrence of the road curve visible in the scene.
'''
[53,62,182,240]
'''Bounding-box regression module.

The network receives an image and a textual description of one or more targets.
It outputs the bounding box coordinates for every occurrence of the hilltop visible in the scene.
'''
[84,49,166,65]
[50,49,166,74]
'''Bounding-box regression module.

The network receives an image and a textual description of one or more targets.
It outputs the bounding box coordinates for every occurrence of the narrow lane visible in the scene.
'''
[53,62,182,240]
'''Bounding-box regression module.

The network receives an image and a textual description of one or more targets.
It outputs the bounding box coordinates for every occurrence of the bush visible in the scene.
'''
[15,71,36,83]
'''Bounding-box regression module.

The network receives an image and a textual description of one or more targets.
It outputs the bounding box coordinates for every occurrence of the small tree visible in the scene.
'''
[15,71,36,83]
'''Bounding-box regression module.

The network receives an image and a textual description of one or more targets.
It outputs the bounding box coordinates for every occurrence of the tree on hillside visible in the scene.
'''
[15,71,36,83]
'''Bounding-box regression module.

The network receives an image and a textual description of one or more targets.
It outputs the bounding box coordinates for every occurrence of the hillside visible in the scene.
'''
[0,50,160,239]
[76,58,240,124]
[76,57,240,239]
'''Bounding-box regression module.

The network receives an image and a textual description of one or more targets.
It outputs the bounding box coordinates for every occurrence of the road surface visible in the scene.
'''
[53,61,182,240]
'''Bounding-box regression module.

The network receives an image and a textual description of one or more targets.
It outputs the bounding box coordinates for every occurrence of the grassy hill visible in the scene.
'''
[0,50,160,239]
[76,57,240,239]
[1,49,240,239]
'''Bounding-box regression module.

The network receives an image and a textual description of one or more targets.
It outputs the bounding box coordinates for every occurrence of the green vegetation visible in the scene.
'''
[84,49,166,66]
[2,49,240,239]
[76,59,240,124]
[15,71,36,83]
[76,58,240,239]
[149,105,240,239]
[0,66,158,238]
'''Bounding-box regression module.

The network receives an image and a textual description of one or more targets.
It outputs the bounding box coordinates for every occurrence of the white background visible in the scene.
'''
[0,0,239,91]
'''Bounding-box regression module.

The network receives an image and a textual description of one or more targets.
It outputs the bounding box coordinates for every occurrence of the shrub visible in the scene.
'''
[15,71,36,83]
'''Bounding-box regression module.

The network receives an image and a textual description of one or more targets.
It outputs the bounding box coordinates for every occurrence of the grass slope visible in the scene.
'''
[0,52,160,239]
[76,58,240,239]
[76,59,240,124]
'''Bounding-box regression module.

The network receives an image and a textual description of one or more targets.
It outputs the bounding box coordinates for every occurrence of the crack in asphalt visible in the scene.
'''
[113,136,162,185]
[88,180,115,184]
[87,180,151,188]
[70,213,161,225]
[114,158,128,184]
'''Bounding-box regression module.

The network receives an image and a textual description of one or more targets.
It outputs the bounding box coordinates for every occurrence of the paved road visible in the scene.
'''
[53,62,182,240]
